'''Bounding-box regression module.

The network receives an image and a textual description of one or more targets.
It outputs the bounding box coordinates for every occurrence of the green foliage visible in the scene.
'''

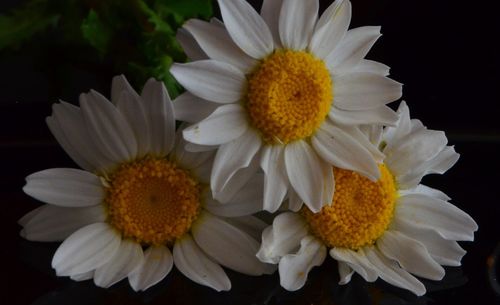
[0,0,214,98]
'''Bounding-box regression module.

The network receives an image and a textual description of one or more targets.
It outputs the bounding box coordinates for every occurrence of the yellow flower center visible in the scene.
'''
[246,50,333,144]
[105,157,201,246]
[301,165,397,250]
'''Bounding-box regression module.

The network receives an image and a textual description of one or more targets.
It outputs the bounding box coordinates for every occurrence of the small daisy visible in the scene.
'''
[170,0,403,213]
[19,76,273,292]
[256,102,477,295]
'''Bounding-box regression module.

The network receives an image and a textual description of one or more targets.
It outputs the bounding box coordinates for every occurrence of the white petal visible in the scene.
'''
[23,168,104,207]
[338,261,354,285]
[20,205,105,242]
[128,246,173,291]
[116,90,150,157]
[111,75,140,105]
[184,19,256,71]
[52,223,120,276]
[173,92,218,123]
[46,116,94,172]
[285,141,329,212]
[312,124,380,181]
[176,28,207,61]
[351,59,390,76]
[183,104,249,146]
[287,189,303,212]
[174,235,231,291]
[185,142,218,152]
[171,60,245,104]
[383,101,412,146]
[392,217,466,266]
[279,0,318,50]
[94,240,144,288]
[49,102,114,172]
[260,145,288,212]
[310,0,351,59]
[80,91,137,162]
[278,235,326,291]
[222,215,269,242]
[377,231,445,280]
[256,212,309,264]
[211,129,261,195]
[260,0,283,47]
[70,271,94,282]
[326,26,381,72]
[399,184,451,201]
[339,125,385,163]
[171,125,215,171]
[329,248,378,282]
[397,194,478,241]
[364,247,426,296]
[333,72,402,111]
[204,175,264,217]
[140,78,176,156]
[192,212,269,275]
[212,153,260,202]
[329,105,398,126]
[217,0,274,58]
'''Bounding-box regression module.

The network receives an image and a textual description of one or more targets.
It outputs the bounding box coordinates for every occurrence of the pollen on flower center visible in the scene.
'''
[105,157,201,246]
[301,165,397,250]
[246,50,333,144]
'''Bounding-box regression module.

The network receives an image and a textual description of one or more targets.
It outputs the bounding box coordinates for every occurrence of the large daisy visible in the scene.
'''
[19,76,273,292]
[256,102,477,295]
[170,0,403,213]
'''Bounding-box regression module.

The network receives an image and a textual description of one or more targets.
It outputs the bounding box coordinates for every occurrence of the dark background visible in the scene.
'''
[1,0,500,304]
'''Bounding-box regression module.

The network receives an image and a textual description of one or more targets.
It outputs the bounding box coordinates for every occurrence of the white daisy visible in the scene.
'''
[19,76,273,292]
[256,102,478,295]
[170,0,403,213]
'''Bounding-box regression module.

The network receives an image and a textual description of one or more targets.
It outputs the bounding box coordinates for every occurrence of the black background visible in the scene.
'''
[1,0,500,304]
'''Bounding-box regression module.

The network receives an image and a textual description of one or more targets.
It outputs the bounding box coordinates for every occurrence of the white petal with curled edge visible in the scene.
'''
[52,223,120,276]
[141,78,176,157]
[312,124,380,181]
[128,246,173,291]
[94,240,144,288]
[260,145,288,213]
[338,261,354,285]
[377,230,445,280]
[256,212,309,264]
[279,0,318,50]
[23,168,103,207]
[171,60,245,104]
[364,247,426,296]
[80,91,138,162]
[279,235,326,291]
[326,26,381,72]
[174,235,231,291]
[218,0,274,59]
[392,217,467,266]
[211,129,261,196]
[333,72,402,111]
[213,155,260,203]
[176,28,207,61]
[183,104,249,146]
[310,0,351,59]
[284,140,326,213]
[184,19,256,71]
[192,212,269,275]
[329,248,378,282]
[397,194,478,241]
[173,92,219,124]
[20,205,105,242]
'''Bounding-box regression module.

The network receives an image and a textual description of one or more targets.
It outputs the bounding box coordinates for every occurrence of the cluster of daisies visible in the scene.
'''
[20,0,477,296]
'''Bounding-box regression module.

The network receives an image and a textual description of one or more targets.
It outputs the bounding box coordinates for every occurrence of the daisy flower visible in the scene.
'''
[170,0,403,213]
[19,76,273,292]
[256,102,478,295]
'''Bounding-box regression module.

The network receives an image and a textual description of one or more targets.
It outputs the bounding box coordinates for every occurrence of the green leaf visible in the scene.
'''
[0,0,60,50]
[81,10,111,56]
[138,0,174,34]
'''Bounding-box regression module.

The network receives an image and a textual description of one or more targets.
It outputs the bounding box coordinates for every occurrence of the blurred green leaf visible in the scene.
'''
[0,0,60,50]
[81,10,111,56]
